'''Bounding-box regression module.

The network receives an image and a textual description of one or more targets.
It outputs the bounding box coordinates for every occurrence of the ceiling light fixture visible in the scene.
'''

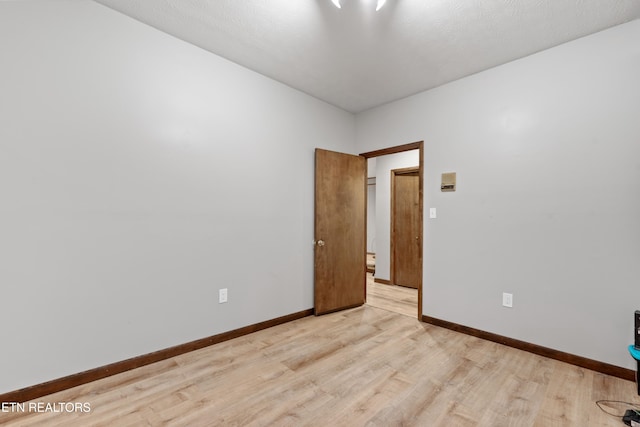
[330,0,387,11]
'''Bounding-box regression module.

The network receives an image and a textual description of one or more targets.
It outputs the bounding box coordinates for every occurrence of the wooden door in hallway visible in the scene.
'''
[391,168,421,289]
[314,149,366,315]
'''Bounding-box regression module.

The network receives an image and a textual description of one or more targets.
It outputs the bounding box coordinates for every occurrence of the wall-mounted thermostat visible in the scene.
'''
[441,172,456,192]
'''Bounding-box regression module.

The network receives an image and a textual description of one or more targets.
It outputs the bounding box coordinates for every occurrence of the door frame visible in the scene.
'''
[390,167,420,289]
[360,141,424,320]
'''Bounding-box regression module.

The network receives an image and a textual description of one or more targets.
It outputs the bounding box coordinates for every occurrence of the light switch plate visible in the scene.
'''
[429,208,437,219]
[502,292,513,308]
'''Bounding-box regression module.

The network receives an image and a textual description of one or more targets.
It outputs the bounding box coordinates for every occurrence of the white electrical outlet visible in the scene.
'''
[502,292,513,308]
[219,288,228,304]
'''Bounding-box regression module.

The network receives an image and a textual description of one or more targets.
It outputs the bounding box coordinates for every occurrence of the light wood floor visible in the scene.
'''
[3,305,638,426]
[366,272,418,318]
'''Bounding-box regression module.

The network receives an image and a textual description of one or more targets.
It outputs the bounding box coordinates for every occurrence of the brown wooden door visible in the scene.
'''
[392,169,421,289]
[314,149,366,315]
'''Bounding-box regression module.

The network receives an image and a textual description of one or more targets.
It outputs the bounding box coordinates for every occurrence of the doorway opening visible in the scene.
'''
[360,141,424,320]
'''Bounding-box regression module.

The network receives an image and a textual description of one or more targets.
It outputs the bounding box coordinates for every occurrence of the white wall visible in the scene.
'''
[0,0,355,394]
[356,19,640,369]
[374,151,419,281]
[367,158,377,253]
[367,182,377,253]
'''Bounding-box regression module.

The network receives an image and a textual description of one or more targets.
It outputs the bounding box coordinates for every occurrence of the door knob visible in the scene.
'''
[316,240,325,247]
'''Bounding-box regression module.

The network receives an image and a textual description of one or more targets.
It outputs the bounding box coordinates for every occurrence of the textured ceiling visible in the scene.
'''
[93,0,640,113]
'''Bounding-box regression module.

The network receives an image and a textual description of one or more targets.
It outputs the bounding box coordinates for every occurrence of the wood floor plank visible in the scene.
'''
[366,273,417,318]
[2,300,638,426]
